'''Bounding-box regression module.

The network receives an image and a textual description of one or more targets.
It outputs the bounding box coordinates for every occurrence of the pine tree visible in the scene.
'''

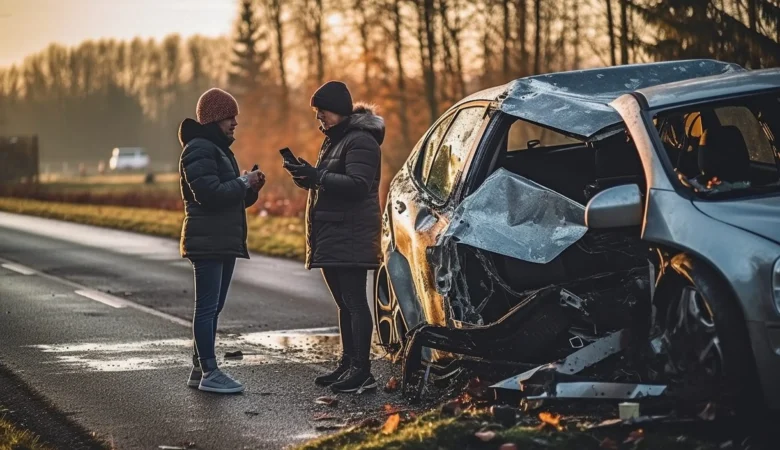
[630,0,780,68]
[229,0,270,95]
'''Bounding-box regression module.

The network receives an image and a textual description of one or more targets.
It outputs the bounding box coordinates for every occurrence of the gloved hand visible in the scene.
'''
[284,157,319,182]
[293,175,315,190]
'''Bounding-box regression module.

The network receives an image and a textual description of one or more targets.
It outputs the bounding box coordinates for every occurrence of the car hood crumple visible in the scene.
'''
[496,60,742,140]
[693,195,780,245]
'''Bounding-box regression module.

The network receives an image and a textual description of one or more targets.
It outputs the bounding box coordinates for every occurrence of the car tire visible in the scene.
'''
[374,265,407,352]
[663,255,762,411]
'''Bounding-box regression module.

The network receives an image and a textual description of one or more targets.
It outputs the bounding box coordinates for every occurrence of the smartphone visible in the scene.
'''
[279,147,298,165]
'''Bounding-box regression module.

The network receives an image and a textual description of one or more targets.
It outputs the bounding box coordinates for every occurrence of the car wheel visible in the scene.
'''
[374,265,407,352]
[659,258,761,409]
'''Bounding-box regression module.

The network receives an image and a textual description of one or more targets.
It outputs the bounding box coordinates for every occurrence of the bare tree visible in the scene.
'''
[516,0,529,75]
[606,0,617,65]
[573,0,581,69]
[355,0,372,93]
[298,0,325,85]
[390,0,411,148]
[502,0,512,79]
[264,0,288,103]
[747,0,760,68]
[533,0,541,74]
[440,0,466,100]
[620,0,629,64]
[417,0,438,123]
[543,1,553,71]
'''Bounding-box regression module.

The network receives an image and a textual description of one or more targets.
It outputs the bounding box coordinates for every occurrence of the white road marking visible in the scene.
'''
[1,263,36,275]
[0,255,336,370]
[74,289,127,309]
[0,255,190,327]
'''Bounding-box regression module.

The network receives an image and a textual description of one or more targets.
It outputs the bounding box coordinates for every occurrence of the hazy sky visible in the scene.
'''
[0,0,238,68]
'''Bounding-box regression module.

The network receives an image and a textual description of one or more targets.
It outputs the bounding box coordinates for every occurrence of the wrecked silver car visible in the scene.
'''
[374,59,780,410]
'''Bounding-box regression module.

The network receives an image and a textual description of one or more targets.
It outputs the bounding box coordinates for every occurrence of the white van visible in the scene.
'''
[109,147,150,171]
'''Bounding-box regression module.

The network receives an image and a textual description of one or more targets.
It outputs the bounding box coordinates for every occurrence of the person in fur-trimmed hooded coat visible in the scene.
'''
[284,80,384,394]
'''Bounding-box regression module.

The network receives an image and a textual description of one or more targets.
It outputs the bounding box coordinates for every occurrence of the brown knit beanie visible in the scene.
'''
[196,88,239,125]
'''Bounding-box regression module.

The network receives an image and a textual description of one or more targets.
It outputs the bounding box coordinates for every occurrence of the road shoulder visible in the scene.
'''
[0,362,107,450]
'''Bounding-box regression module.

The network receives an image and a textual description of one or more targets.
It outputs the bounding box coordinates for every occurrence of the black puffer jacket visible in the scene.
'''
[178,118,258,259]
[303,104,384,269]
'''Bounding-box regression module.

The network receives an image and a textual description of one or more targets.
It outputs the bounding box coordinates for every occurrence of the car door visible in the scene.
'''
[388,102,490,328]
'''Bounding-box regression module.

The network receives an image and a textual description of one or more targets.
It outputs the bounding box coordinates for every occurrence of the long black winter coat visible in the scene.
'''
[303,105,384,269]
[178,119,258,259]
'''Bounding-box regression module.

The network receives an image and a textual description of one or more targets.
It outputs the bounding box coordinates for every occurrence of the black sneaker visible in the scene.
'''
[315,355,352,386]
[329,366,377,394]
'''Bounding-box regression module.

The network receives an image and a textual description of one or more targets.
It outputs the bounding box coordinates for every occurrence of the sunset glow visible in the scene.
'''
[0,0,236,68]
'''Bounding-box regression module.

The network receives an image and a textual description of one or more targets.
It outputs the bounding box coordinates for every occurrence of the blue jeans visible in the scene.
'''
[190,257,236,372]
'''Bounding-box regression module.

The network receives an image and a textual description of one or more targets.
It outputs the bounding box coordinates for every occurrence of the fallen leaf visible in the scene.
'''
[538,412,563,431]
[624,429,645,444]
[384,376,399,393]
[474,430,496,442]
[315,396,339,407]
[384,404,397,414]
[382,413,401,434]
[599,437,619,450]
[500,444,519,450]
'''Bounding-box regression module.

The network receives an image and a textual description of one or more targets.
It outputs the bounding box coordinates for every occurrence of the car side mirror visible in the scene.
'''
[585,184,643,229]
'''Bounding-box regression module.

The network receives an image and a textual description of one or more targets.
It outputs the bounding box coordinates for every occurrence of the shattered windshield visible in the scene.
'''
[654,93,780,199]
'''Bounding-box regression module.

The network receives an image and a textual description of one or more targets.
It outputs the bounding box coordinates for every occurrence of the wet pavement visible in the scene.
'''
[0,213,396,449]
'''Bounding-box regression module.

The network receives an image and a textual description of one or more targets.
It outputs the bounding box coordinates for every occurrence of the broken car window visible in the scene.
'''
[418,113,455,183]
[654,94,780,199]
[425,107,486,201]
[507,119,582,151]
[715,106,776,164]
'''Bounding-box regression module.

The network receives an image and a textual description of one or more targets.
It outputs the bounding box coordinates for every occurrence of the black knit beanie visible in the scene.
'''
[310,81,353,116]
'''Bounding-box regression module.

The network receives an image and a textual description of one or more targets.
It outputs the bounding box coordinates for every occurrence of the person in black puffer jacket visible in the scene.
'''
[179,88,265,394]
[284,81,383,394]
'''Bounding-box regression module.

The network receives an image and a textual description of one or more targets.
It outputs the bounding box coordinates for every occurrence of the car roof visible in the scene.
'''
[453,59,743,140]
[636,68,780,110]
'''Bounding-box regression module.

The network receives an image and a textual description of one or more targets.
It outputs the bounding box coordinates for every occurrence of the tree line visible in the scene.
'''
[0,0,777,202]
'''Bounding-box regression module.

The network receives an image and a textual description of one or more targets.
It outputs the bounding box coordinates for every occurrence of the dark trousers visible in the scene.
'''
[322,268,373,368]
[191,257,236,372]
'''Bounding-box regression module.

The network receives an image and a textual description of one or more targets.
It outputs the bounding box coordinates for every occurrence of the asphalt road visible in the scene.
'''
[0,212,399,450]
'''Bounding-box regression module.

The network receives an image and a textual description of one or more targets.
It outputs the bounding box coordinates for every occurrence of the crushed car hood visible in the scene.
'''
[497,60,743,140]
[693,195,780,245]
[440,168,587,264]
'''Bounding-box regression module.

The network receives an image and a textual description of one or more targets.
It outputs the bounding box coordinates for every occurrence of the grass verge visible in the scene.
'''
[297,410,725,450]
[0,197,306,261]
[0,415,52,450]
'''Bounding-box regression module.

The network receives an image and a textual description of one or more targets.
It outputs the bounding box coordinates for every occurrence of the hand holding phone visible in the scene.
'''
[279,147,298,166]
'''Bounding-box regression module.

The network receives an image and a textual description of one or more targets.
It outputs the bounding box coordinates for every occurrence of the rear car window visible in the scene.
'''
[654,94,780,199]
[507,119,581,151]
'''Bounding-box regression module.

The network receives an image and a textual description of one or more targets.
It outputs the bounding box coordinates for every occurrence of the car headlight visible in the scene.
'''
[773,257,780,315]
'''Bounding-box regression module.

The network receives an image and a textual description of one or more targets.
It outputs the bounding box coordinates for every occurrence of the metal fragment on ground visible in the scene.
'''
[527,382,667,400]
[490,329,629,390]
